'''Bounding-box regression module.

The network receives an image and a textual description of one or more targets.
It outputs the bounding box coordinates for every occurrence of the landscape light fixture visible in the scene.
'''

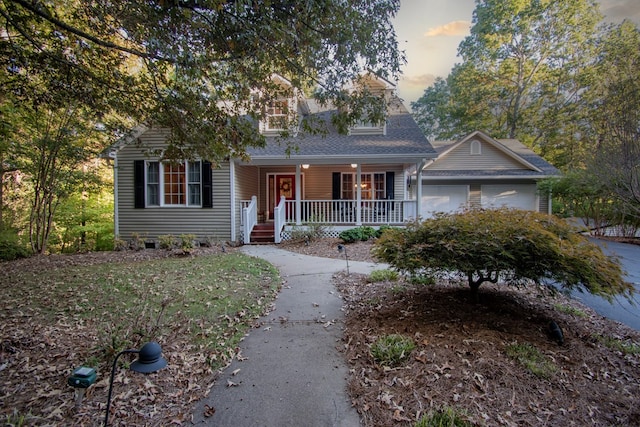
[337,244,350,275]
[68,366,97,407]
[104,342,167,427]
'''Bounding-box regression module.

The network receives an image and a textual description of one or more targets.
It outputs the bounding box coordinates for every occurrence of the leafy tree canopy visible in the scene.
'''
[1,0,403,161]
[372,208,632,300]
[411,0,603,169]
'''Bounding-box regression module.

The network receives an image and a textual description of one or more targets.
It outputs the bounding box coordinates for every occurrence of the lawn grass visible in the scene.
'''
[2,252,281,370]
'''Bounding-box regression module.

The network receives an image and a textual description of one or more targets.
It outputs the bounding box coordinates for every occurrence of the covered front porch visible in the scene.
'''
[237,162,428,244]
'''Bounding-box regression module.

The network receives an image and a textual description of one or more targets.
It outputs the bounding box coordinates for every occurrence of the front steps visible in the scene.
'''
[250,222,275,243]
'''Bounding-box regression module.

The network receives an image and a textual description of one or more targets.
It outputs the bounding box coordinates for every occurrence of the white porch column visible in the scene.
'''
[295,164,302,225]
[230,160,237,242]
[113,156,119,237]
[356,164,362,225]
[416,160,425,220]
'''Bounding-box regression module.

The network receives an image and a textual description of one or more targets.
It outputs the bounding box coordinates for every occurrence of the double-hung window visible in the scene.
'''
[341,172,386,200]
[146,161,202,207]
[266,100,288,131]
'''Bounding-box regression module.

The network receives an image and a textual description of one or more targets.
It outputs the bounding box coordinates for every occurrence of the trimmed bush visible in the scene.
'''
[339,226,377,243]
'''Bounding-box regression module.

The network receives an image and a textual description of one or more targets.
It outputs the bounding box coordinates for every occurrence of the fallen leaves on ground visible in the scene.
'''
[335,271,640,426]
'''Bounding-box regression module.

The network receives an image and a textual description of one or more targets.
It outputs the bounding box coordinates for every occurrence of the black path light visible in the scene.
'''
[104,341,167,426]
[337,244,350,275]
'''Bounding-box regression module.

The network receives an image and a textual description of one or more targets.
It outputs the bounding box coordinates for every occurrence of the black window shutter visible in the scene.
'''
[332,172,341,199]
[385,171,395,199]
[134,160,145,208]
[202,161,212,208]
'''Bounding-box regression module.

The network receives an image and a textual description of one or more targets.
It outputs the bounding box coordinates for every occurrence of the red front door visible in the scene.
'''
[269,174,295,219]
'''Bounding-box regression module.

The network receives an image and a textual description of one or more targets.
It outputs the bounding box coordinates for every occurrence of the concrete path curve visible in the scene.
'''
[191,245,386,427]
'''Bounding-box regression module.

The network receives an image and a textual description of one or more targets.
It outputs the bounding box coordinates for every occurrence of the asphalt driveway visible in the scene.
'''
[562,238,640,330]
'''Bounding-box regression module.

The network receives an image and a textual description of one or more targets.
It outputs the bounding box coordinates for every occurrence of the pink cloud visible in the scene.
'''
[424,20,471,37]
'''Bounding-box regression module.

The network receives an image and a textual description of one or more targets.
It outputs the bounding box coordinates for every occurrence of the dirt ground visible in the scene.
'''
[283,238,640,426]
[3,238,640,426]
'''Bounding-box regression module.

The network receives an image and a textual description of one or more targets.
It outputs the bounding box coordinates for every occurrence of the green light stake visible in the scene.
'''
[68,366,97,407]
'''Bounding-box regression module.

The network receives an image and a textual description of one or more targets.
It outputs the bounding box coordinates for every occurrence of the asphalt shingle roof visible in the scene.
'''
[246,101,436,162]
[426,136,560,178]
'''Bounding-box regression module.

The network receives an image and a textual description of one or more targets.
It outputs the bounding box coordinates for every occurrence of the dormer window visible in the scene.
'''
[260,98,297,135]
[266,100,288,131]
[349,121,386,136]
[349,110,386,136]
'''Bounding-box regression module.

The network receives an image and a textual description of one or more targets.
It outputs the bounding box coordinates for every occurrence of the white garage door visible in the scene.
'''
[481,184,537,211]
[421,185,468,218]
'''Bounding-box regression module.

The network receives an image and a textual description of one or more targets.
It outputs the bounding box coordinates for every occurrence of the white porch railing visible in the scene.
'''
[283,199,411,225]
[242,196,258,244]
[273,196,286,243]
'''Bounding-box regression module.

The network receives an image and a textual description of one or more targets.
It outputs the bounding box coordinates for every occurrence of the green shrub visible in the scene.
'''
[180,234,195,252]
[370,334,415,367]
[369,269,399,283]
[159,234,178,249]
[375,224,395,238]
[290,222,329,242]
[113,236,128,251]
[373,208,631,300]
[0,229,30,261]
[95,231,115,251]
[339,226,377,243]
[129,232,146,250]
[415,406,473,427]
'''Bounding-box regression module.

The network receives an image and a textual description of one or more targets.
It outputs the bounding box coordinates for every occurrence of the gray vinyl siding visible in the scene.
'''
[115,127,232,242]
[430,140,528,171]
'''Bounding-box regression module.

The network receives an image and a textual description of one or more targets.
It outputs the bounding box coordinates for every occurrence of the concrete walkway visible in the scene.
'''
[191,245,386,427]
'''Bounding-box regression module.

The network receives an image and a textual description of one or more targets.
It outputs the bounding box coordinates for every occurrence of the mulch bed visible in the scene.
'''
[335,272,640,426]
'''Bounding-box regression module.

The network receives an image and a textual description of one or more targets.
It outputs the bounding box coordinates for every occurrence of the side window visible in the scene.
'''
[147,162,160,206]
[135,160,203,207]
[163,162,186,205]
[188,161,202,206]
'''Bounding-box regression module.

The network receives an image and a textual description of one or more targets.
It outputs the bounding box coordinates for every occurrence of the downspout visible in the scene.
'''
[415,158,430,220]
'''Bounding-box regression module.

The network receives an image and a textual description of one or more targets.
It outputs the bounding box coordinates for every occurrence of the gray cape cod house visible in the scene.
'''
[102,76,560,246]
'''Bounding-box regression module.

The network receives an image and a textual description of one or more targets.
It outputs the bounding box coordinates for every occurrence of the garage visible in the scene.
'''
[421,185,469,218]
[481,184,537,211]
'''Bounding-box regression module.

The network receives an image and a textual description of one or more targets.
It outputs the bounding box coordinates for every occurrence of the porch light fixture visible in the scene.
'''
[337,244,350,275]
[302,164,310,169]
[350,163,357,168]
[104,342,167,426]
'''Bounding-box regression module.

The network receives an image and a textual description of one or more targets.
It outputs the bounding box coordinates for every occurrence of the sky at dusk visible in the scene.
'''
[392,0,640,106]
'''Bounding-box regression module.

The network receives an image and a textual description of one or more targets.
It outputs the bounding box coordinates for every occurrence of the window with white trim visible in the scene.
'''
[146,161,202,207]
[341,172,386,200]
[265,100,288,131]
